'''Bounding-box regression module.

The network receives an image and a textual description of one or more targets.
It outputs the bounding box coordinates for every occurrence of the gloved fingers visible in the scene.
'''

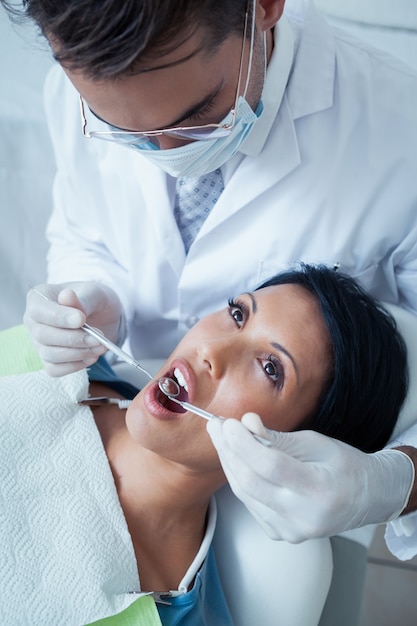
[237,412,340,462]
[207,418,354,541]
[219,418,322,487]
[237,499,294,542]
[256,425,346,465]
[30,323,104,350]
[208,418,299,496]
[33,337,106,364]
[217,445,335,542]
[25,287,86,329]
[211,438,309,541]
[57,288,87,314]
[206,415,227,449]
[42,356,100,377]
[62,282,123,325]
[240,411,273,439]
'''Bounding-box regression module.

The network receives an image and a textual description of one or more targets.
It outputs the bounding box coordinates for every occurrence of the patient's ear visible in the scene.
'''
[257,0,286,31]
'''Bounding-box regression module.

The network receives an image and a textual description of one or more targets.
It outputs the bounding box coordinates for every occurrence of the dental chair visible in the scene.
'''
[2,5,417,625]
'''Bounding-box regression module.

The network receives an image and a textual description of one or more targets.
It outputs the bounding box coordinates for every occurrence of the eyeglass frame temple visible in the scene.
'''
[79,95,90,137]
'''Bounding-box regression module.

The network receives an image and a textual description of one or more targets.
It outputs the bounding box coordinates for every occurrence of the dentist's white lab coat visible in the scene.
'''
[43,0,417,553]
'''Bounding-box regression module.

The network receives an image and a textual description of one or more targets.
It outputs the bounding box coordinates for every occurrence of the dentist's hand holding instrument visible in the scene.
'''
[30,287,181,394]
[207,414,415,543]
[25,282,125,376]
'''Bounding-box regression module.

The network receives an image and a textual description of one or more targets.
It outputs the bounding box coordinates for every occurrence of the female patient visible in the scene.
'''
[0,264,407,625]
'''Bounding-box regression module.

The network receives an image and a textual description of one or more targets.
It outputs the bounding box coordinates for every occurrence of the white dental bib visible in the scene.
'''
[0,369,226,625]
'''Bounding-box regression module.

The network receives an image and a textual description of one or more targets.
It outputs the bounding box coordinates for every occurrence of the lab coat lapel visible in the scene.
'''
[285,0,335,120]
[134,156,186,275]
[196,95,301,236]
[227,96,300,208]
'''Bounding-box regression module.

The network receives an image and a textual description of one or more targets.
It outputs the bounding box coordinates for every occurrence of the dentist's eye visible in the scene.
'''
[262,355,284,389]
[227,297,248,327]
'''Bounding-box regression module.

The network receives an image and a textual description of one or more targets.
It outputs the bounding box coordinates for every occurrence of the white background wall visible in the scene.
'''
[0,13,54,330]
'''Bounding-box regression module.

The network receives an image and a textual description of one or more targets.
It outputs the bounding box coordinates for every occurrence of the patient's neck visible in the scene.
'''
[91,385,222,590]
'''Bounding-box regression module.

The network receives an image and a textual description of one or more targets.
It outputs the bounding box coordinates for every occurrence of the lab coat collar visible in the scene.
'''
[240,15,295,157]
[239,0,335,158]
[200,94,300,235]
[284,0,336,120]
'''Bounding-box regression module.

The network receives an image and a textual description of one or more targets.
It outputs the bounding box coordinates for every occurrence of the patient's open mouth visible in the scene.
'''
[157,367,189,413]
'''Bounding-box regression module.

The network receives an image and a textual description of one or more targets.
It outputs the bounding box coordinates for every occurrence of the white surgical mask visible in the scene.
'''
[132,96,264,178]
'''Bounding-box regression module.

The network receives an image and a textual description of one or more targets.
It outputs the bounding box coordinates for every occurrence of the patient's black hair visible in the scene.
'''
[256,264,408,453]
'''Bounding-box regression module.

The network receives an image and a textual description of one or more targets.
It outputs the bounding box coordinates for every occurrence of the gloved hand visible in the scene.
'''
[207,412,415,543]
[24,281,125,377]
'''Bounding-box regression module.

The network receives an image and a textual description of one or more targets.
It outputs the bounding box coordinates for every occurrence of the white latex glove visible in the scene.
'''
[24,281,125,376]
[207,412,415,543]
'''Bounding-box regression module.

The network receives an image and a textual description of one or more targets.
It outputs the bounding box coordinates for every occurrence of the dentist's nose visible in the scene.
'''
[151,134,194,150]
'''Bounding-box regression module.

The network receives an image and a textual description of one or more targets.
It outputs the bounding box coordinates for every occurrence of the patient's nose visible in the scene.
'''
[198,336,235,379]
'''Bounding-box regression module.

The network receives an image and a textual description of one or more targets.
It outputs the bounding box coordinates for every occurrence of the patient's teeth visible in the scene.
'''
[174,367,188,391]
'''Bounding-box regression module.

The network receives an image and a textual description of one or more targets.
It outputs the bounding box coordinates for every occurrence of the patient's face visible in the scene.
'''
[126,283,332,470]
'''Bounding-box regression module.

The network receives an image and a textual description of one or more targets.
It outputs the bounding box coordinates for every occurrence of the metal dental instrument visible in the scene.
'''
[31,288,180,397]
[158,382,273,447]
[78,396,132,409]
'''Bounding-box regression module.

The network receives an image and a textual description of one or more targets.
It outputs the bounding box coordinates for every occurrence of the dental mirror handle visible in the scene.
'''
[167,397,272,447]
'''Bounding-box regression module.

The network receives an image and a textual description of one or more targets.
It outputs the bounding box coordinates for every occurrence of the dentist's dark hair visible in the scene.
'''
[1,0,249,78]
[256,264,408,453]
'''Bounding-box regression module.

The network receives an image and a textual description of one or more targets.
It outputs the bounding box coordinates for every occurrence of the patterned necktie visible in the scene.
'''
[174,168,224,253]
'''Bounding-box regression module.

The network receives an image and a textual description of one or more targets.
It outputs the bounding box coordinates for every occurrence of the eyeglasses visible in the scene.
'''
[79,0,255,145]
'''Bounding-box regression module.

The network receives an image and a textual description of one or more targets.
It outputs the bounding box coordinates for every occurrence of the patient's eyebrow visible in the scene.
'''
[244,292,257,313]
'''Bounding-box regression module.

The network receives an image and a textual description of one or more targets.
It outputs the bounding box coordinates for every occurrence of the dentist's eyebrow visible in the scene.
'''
[163,82,224,128]
[87,82,224,132]
[248,292,299,382]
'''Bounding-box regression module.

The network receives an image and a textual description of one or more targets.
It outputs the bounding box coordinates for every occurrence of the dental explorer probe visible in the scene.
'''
[31,288,180,397]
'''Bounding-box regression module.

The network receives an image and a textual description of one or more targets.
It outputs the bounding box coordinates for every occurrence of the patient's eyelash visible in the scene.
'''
[261,354,285,390]
[227,297,248,327]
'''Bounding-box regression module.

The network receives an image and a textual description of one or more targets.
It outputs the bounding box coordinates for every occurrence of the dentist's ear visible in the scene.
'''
[257,0,286,31]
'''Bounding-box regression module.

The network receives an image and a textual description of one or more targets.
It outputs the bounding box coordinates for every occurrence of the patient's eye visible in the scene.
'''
[227,297,247,327]
[261,355,284,389]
